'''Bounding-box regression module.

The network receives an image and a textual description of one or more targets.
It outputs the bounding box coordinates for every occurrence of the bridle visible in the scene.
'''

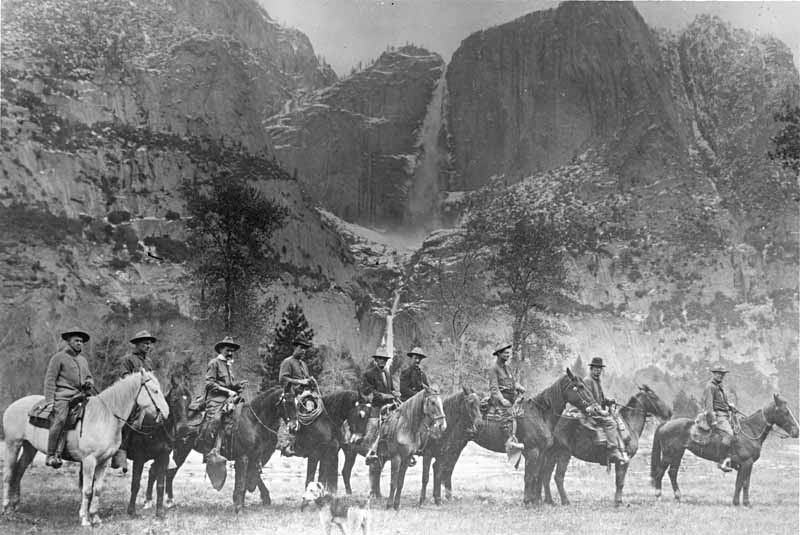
[98,371,166,433]
[247,392,294,436]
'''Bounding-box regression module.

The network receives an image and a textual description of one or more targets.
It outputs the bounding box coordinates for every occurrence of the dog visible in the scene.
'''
[301,481,370,535]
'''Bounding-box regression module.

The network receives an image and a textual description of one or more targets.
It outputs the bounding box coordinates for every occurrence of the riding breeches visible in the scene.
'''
[593,415,624,450]
[47,400,70,455]
[714,411,733,447]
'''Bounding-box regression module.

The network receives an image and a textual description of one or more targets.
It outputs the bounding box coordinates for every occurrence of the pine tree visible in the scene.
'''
[259,304,315,390]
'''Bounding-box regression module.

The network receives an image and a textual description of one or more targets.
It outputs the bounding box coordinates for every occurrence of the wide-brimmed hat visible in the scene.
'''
[710,363,729,374]
[492,344,512,356]
[407,347,428,359]
[61,327,90,343]
[589,357,606,368]
[372,347,391,360]
[293,336,312,348]
[215,336,241,353]
[130,330,157,344]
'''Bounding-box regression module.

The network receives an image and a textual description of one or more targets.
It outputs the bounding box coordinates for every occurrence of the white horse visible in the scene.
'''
[2,370,169,526]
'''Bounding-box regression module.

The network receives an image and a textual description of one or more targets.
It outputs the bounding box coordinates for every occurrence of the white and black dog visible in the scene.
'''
[301,482,370,535]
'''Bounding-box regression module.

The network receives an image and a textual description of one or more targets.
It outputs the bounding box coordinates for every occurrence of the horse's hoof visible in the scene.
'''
[81,519,91,528]
[261,497,272,506]
[675,492,681,502]
[743,501,751,507]
[434,498,441,506]
[156,509,166,520]
[127,508,137,517]
[655,491,662,499]
[142,500,153,510]
[91,515,102,526]
[393,503,400,511]
[562,499,571,506]
[165,498,176,509]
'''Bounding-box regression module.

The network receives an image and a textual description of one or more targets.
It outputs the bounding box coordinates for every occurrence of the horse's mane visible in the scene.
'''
[250,386,284,412]
[97,371,144,411]
[323,389,360,426]
[531,374,568,414]
[391,386,439,441]
[442,390,466,421]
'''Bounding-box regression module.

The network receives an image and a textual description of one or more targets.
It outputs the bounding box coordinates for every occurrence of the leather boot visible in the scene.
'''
[45,454,63,469]
[717,457,733,472]
[205,433,226,465]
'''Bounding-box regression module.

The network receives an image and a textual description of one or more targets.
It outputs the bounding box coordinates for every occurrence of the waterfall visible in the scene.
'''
[385,287,403,370]
[407,70,447,230]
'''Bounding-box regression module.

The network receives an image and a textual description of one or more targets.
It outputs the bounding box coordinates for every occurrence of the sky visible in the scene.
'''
[259,0,800,76]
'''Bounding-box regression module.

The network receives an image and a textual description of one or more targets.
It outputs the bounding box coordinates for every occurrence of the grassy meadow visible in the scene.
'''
[1,435,797,535]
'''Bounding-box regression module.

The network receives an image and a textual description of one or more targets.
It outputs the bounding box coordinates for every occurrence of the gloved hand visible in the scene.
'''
[606,398,616,407]
[501,398,512,408]
[81,381,94,393]
[515,383,526,394]
[728,403,736,412]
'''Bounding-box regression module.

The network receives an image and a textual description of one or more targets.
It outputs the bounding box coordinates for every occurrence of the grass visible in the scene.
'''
[1,438,797,535]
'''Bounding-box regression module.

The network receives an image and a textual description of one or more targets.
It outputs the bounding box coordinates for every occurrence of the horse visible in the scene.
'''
[125,375,192,518]
[418,386,484,505]
[541,384,672,506]
[457,368,594,505]
[151,385,295,512]
[650,393,799,506]
[305,389,372,494]
[369,384,447,510]
[2,370,169,526]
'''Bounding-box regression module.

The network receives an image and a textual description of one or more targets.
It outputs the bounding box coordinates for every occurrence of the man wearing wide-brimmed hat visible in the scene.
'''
[110,330,159,470]
[488,344,525,458]
[43,327,95,468]
[202,336,247,464]
[362,348,400,465]
[702,363,736,472]
[400,346,430,402]
[584,357,628,465]
[277,336,316,456]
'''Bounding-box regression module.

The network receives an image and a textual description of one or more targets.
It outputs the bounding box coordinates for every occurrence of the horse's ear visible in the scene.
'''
[462,385,472,395]
[566,367,575,379]
[774,393,782,404]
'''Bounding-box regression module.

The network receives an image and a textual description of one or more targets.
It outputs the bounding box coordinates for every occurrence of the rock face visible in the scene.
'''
[447,1,686,190]
[405,2,799,407]
[0,0,383,408]
[268,46,445,225]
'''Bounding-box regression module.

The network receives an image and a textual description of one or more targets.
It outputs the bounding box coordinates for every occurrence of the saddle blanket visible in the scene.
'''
[28,398,85,430]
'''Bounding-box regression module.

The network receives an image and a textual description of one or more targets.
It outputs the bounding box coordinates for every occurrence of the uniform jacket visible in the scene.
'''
[361,361,395,407]
[279,355,310,389]
[702,380,730,414]
[44,347,94,402]
[118,351,154,378]
[489,361,516,404]
[205,355,237,405]
[584,375,609,407]
[399,364,429,401]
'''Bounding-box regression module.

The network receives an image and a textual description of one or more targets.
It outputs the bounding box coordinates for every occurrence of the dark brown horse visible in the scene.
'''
[650,393,798,506]
[476,369,594,505]
[369,384,447,510]
[305,389,372,494]
[541,384,672,506]
[146,386,295,512]
[418,386,484,505]
[291,391,342,492]
[126,376,192,518]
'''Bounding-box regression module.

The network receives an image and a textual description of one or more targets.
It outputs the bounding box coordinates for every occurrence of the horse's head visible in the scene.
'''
[636,384,672,421]
[278,390,298,429]
[767,393,799,438]
[564,368,594,412]
[345,393,373,444]
[461,385,483,437]
[166,375,192,422]
[138,370,169,424]
[423,384,447,439]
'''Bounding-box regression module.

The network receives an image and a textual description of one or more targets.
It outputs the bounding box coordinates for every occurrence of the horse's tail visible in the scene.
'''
[650,422,664,486]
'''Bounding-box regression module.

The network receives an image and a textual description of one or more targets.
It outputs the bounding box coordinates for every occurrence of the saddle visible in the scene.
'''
[28,397,86,430]
[479,396,523,422]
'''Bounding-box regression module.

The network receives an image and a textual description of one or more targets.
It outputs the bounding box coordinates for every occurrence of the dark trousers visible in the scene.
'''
[47,400,70,456]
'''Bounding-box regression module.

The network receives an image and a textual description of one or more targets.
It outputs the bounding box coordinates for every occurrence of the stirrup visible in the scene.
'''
[407,455,417,467]
[45,455,63,469]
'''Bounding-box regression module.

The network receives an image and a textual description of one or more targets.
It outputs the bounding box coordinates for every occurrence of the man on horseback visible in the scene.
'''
[702,363,736,472]
[202,336,247,465]
[362,349,400,465]
[111,330,157,470]
[278,336,316,456]
[400,347,430,402]
[584,357,628,464]
[488,344,525,457]
[43,327,95,468]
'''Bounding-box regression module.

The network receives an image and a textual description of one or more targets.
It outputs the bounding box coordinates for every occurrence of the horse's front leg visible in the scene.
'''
[87,457,108,526]
[523,447,541,506]
[341,449,356,495]
[420,455,431,505]
[614,461,629,507]
[254,467,271,506]
[306,457,319,489]
[153,451,169,518]
[393,456,410,511]
[553,452,570,505]
[233,455,247,513]
[369,459,384,499]
[741,461,753,506]
[667,449,684,502]
[386,456,399,509]
[162,444,190,508]
[540,453,555,505]
[128,460,144,516]
[322,447,339,493]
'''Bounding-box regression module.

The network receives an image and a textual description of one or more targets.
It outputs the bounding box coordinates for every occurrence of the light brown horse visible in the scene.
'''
[650,393,798,505]
[369,384,446,510]
[2,370,168,526]
[541,384,672,506]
